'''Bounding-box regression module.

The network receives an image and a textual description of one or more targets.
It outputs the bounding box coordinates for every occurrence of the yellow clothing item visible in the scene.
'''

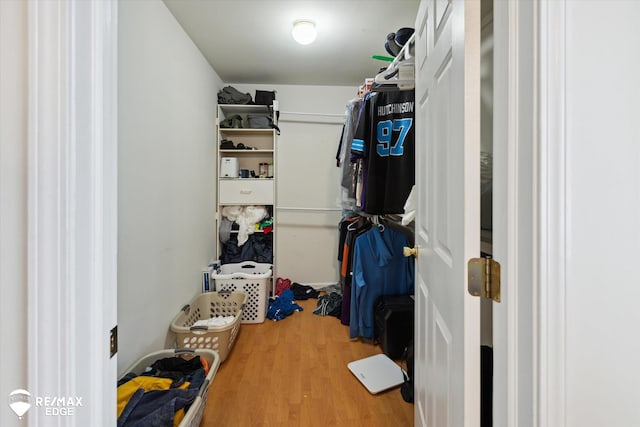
[117,375,190,426]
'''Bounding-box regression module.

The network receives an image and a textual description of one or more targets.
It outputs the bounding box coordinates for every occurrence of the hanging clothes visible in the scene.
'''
[336,98,365,212]
[351,89,415,214]
[338,216,372,326]
[349,224,414,340]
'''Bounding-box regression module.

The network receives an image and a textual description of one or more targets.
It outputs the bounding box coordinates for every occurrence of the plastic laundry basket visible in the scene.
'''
[119,348,220,427]
[212,261,272,324]
[170,291,247,362]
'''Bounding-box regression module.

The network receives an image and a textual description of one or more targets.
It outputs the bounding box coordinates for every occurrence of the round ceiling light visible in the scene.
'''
[292,20,317,45]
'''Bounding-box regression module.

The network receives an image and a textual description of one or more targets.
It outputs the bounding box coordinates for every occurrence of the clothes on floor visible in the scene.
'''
[275,277,292,296]
[313,292,342,318]
[267,289,303,321]
[290,282,320,300]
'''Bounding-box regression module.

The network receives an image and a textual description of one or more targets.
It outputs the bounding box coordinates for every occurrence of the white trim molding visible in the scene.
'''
[536,0,567,426]
[493,0,538,425]
[27,1,118,425]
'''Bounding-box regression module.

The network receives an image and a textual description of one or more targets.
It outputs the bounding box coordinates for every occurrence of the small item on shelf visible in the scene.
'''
[254,90,276,106]
[220,114,243,129]
[217,85,252,105]
[220,139,235,149]
[259,162,268,177]
[247,114,272,129]
[220,158,239,178]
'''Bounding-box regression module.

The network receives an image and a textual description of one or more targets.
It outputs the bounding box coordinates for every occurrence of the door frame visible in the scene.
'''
[27,1,118,425]
[492,0,536,425]
[493,1,567,426]
[23,1,567,425]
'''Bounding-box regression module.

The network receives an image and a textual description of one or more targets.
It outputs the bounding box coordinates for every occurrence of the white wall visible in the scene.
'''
[0,1,28,426]
[228,83,356,286]
[118,0,223,373]
[562,1,640,425]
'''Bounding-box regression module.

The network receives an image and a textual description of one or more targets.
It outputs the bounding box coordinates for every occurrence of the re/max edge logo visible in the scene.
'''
[8,389,84,419]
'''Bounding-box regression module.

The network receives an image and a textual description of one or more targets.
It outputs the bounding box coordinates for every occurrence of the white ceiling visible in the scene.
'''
[162,0,420,87]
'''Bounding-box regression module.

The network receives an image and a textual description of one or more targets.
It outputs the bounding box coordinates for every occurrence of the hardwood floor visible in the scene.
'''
[201,297,414,427]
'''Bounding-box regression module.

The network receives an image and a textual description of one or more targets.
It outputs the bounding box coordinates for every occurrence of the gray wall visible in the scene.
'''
[117,0,223,373]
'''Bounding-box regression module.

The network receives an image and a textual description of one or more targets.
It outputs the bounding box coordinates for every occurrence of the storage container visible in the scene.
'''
[220,157,239,178]
[119,348,220,427]
[213,261,272,324]
[170,291,247,362]
[218,179,274,204]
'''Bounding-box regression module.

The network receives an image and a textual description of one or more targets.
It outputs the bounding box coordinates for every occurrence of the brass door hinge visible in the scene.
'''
[467,257,501,302]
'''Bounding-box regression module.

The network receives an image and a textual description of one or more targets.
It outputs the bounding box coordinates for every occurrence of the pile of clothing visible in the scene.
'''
[117,355,209,427]
[267,281,321,321]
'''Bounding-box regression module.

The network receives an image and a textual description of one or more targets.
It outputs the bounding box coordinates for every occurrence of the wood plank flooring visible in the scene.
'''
[201,297,414,427]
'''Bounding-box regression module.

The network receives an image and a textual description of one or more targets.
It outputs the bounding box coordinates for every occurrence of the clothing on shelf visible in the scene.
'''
[221,205,269,246]
[219,205,273,265]
[219,228,272,265]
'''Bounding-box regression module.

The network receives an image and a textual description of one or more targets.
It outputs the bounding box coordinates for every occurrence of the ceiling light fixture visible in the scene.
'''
[292,20,317,45]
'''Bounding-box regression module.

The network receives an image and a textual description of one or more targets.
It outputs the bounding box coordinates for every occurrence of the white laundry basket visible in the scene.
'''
[212,261,272,324]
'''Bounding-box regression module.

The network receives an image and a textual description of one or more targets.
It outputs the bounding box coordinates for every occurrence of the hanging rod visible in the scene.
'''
[276,206,342,212]
[278,111,345,118]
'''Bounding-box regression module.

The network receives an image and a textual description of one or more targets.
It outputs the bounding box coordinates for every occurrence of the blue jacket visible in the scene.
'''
[349,225,414,339]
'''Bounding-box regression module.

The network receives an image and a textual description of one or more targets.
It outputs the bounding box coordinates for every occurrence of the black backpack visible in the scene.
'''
[400,339,414,403]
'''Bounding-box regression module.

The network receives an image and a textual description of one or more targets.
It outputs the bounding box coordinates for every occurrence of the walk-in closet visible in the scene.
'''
[7,0,640,426]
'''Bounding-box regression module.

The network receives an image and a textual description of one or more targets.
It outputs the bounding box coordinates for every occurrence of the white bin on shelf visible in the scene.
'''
[212,261,272,324]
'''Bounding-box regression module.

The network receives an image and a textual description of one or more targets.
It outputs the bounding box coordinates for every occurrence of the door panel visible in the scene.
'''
[414,1,481,426]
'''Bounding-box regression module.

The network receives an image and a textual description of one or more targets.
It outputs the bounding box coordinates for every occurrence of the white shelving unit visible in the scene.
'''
[216,104,277,294]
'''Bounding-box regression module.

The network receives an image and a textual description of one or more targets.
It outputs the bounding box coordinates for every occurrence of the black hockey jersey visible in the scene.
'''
[351,90,415,214]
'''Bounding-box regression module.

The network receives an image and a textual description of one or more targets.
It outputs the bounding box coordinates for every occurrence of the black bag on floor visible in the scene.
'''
[374,294,414,359]
[400,339,414,403]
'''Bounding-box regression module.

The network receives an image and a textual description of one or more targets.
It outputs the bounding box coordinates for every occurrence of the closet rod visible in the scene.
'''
[276,206,342,212]
[279,111,345,118]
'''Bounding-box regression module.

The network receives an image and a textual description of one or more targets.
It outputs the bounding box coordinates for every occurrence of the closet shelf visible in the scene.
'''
[218,104,272,113]
[219,177,273,181]
[219,149,274,154]
[218,128,275,135]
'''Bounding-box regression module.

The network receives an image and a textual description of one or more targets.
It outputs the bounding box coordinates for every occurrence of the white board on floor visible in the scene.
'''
[347,353,406,394]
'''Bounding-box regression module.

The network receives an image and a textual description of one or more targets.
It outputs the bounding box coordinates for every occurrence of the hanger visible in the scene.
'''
[373,32,416,91]
[380,215,415,245]
[371,215,385,232]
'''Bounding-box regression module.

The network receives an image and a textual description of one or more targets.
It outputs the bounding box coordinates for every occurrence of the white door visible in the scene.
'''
[413,1,481,426]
